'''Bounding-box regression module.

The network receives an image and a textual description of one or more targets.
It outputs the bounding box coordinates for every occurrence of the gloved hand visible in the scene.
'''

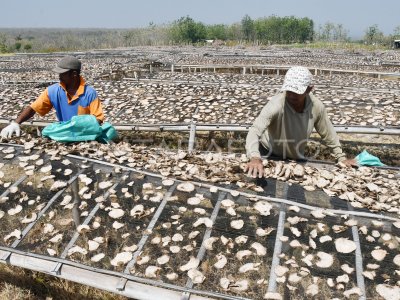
[1,122,21,139]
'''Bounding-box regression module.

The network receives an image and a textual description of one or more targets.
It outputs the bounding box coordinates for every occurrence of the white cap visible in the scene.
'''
[281,66,313,95]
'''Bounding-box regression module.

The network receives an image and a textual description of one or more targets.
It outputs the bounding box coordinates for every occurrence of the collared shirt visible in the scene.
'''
[30,76,104,122]
[246,92,346,162]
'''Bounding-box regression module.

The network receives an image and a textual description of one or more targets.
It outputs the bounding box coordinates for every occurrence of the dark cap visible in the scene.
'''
[53,56,81,73]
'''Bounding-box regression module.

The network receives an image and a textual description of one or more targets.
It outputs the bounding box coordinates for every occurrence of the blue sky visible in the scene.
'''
[1,0,399,39]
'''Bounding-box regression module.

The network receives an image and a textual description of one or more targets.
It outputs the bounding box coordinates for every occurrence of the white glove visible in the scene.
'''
[1,122,21,139]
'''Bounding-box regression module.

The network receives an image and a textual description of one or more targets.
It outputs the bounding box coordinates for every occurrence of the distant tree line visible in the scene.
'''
[0,15,399,53]
[162,15,314,44]
[315,22,349,42]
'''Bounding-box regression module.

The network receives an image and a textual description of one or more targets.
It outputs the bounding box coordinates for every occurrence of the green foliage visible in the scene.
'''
[14,42,22,51]
[169,16,207,43]
[253,15,313,44]
[364,24,384,44]
[0,33,8,53]
[393,25,400,39]
[0,18,396,52]
[23,44,32,51]
[316,22,349,42]
[241,15,254,41]
[205,24,228,40]
[225,23,242,40]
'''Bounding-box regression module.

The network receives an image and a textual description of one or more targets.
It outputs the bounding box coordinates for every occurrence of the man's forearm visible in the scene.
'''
[15,106,36,124]
[245,129,261,158]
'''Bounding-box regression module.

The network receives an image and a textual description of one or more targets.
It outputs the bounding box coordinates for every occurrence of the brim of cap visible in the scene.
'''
[281,83,308,95]
[52,66,70,74]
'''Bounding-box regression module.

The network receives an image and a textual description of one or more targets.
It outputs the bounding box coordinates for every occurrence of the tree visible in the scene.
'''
[241,15,254,41]
[206,24,228,40]
[393,25,400,38]
[0,33,7,53]
[169,16,207,44]
[316,22,348,42]
[226,23,242,41]
[364,24,384,44]
[332,24,348,42]
[14,42,22,51]
[318,22,335,41]
[252,15,313,44]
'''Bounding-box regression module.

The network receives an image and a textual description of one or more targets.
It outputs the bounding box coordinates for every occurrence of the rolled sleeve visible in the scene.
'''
[89,98,105,122]
[30,89,53,116]
[246,104,275,159]
[314,106,346,162]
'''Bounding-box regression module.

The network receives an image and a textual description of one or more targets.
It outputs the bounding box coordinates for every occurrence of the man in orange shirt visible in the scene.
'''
[1,56,104,138]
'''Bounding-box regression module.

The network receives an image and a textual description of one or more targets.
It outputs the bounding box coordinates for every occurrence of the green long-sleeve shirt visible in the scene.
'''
[245,92,346,162]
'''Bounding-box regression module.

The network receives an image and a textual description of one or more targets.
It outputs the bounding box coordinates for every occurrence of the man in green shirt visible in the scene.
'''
[245,66,356,178]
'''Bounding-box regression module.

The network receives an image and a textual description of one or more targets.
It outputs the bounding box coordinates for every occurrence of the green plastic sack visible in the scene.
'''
[42,115,117,143]
[355,150,385,167]
[97,122,118,143]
